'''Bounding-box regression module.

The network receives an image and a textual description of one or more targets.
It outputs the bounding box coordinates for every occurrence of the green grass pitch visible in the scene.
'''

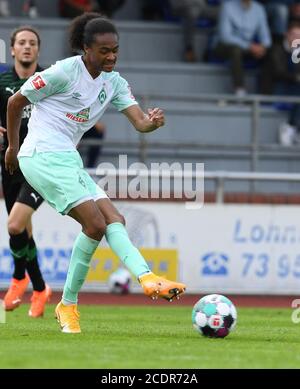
[0,304,299,368]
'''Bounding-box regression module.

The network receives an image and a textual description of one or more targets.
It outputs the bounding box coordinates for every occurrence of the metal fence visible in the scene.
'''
[88,168,300,204]
[80,92,300,171]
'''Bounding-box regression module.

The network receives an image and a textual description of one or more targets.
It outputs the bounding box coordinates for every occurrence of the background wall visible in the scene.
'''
[1,199,300,294]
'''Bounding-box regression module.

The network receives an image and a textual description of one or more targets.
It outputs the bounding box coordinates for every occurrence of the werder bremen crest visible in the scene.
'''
[99,86,107,104]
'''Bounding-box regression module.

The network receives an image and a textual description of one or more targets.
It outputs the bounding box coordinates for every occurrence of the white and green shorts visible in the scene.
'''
[18,150,107,215]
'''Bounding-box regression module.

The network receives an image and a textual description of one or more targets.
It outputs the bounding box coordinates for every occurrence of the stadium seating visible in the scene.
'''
[1,16,299,193]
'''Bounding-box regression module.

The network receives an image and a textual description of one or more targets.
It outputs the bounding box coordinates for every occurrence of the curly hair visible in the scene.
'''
[69,12,118,52]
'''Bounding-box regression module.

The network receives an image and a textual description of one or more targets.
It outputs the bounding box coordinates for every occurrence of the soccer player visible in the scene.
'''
[0,26,51,317]
[5,13,186,334]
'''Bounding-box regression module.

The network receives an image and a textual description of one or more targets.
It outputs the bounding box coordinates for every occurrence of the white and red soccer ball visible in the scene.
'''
[192,294,237,338]
[108,268,132,295]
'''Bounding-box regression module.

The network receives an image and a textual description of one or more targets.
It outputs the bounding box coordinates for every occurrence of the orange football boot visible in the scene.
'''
[28,284,52,318]
[4,274,30,311]
[139,272,186,302]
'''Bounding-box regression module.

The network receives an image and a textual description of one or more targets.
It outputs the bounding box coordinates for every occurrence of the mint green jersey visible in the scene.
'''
[19,55,137,156]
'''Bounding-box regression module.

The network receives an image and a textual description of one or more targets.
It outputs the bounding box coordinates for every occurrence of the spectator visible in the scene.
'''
[79,121,105,167]
[169,0,219,62]
[213,0,271,96]
[259,1,293,38]
[261,21,300,145]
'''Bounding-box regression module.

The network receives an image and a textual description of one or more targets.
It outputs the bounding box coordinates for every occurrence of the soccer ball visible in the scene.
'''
[108,268,132,295]
[192,294,237,338]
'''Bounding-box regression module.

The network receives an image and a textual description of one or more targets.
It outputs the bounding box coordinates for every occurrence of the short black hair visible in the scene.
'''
[69,12,119,52]
[10,25,41,47]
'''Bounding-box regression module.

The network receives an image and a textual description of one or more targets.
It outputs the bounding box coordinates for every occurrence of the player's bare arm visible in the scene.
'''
[5,91,31,175]
[122,104,165,133]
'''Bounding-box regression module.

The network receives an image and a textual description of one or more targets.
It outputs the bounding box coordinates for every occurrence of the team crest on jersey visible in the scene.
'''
[99,87,107,104]
[66,107,90,123]
[31,75,46,90]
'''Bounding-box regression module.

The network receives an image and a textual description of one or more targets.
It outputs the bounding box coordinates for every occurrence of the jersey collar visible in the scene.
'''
[12,64,43,81]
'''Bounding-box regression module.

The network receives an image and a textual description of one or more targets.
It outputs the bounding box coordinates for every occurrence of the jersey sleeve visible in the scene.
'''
[20,63,70,103]
[110,76,138,111]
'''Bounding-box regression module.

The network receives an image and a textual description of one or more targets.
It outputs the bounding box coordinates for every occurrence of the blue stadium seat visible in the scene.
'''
[272,102,294,111]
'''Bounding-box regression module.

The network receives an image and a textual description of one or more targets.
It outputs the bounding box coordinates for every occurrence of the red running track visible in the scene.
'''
[0,291,297,308]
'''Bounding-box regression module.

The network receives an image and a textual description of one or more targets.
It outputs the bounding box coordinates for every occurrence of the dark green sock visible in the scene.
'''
[9,231,28,280]
[26,237,45,292]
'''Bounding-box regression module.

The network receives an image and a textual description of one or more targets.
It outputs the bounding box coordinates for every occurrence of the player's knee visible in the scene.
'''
[84,218,106,240]
[7,220,25,236]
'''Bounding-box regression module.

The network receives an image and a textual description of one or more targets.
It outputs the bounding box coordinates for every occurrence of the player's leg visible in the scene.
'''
[12,181,51,317]
[7,201,51,316]
[18,151,106,332]
[96,198,186,301]
[55,200,106,333]
[25,219,52,317]
[1,168,29,311]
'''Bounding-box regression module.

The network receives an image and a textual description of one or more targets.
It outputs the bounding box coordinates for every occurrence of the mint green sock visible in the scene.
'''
[105,222,150,278]
[62,232,99,304]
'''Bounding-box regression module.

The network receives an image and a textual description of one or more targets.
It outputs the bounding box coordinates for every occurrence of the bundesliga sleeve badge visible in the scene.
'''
[31,75,46,90]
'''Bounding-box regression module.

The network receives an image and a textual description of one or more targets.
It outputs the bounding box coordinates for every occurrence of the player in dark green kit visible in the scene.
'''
[0,26,51,317]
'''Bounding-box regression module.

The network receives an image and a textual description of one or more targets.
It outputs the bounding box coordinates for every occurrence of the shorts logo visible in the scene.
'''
[30,192,40,203]
[78,175,86,188]
[31,75,46,90]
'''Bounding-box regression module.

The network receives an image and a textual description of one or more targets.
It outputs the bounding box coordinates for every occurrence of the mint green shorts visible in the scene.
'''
[18,151,107,215]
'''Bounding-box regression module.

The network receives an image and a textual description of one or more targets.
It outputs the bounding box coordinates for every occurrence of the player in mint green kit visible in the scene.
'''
[5,13,186,333]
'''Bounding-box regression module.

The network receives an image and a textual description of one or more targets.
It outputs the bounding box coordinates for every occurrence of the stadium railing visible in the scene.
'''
[87,168,300,204]
[80,92,300,172]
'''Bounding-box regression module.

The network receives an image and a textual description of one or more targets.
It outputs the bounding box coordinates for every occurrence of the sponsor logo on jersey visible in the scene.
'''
[22,104,33,119]
[31,75,46,90]
[66,107,90,123]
